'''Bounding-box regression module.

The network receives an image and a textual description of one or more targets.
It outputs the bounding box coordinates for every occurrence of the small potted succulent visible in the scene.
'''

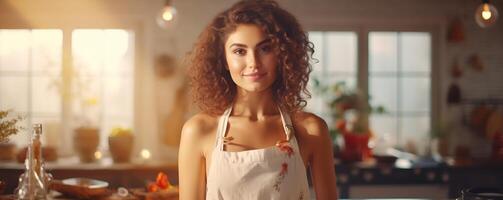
[108,127,134,163]
[74,126,100,163]
[73,98,101,163]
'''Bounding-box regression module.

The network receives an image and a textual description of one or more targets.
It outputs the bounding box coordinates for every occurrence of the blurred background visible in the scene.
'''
[0,0,502,199]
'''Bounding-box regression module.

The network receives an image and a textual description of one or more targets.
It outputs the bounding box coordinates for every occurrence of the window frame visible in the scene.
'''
[305,22,441,152]
[0,19,143,156]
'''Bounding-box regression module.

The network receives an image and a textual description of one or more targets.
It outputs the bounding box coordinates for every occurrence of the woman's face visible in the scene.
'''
[224,24,278,93]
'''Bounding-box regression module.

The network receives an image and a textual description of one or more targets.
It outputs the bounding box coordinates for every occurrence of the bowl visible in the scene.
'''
[50,178,111,199]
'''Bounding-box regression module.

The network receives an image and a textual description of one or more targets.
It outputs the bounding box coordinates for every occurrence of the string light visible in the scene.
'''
[140,148,151,160]
[475,0,499,28]
[156,0,178,29]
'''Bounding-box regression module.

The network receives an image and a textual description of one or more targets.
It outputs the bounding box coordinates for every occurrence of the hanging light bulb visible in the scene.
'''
[475,0,499,28]
[156,0,178,29]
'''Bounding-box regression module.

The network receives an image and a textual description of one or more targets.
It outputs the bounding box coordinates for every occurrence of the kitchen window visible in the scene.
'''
[306,31,358,122]
[0,29,135,154]
[307,30,435,155]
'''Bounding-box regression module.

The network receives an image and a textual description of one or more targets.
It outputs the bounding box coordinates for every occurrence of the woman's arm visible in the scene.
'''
[178,116,207,200]
[307,115,338,200]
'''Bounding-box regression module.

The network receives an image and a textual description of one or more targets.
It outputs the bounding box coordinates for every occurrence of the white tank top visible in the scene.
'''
[206,106,310,200]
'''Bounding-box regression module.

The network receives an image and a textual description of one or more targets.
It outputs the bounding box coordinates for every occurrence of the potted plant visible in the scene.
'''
[313,79,385,162]
[0,109,23,194]
[429,122,450,158]
[0,110,23,161]
[61,65,103,163]
[108,127,134,163]
[0,109,23,143]
[73,97,100,163]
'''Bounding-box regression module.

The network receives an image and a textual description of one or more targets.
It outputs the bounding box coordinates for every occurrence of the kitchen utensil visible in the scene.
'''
[447,82,462,104]
[50,178,111,199]
[461,187,503,200]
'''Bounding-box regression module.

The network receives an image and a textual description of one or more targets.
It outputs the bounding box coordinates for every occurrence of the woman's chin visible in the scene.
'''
[239,85,271,94]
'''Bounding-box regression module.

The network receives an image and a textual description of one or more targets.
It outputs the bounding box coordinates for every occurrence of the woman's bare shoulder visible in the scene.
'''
[181,112,220,139]
[291,111,329,137]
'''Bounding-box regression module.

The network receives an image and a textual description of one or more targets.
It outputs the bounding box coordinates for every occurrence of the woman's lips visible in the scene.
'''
[243,72,266,81]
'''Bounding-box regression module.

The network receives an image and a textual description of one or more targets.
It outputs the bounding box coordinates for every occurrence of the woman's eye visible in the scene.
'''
[259,45,272,54]
[233,48,246,55]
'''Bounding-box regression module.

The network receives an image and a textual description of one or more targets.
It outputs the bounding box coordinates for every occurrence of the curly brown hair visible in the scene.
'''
[187,0,314,115]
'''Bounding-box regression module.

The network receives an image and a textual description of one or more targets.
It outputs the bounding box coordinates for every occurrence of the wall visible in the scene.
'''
[1,0,502,160]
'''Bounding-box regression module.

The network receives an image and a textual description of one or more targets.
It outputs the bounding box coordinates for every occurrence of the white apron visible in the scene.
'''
[206,106,310,200]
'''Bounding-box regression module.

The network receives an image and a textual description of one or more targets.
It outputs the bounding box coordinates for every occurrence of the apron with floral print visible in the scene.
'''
[206,106,310,200]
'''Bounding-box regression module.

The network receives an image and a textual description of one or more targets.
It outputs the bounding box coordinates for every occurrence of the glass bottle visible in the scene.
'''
[15,123,51,200]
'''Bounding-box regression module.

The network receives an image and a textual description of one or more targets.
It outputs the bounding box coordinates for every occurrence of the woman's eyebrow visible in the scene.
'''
[255,38,271,47]
[228,38,271,48]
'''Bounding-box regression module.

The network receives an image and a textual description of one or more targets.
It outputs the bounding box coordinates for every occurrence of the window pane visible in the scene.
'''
[369,32,397,72]
[369,31,432,155]
[369,77,398,113]
[103,30,134,75]
[307,75,358,118]
[370,115,398,146]
[326,75,357,89]
[31,30,63,75]
[72,76,100,124]
[400,116,430,155]
[0,30,31,72]
[325,32,357,73]
[31,116,61,147]
[31,76,61,115]
[306,77,329,117]
[72,29,135,150]
[400,33,431,72]
[400,77,430,113]
[0,29,63,148]
[308,32,324,75]
[72,29,106,76]
[307,31,357,123]
[305,88,324,116]
[8,122,30,147]
[103,77,133,117]
[0,76,28,112]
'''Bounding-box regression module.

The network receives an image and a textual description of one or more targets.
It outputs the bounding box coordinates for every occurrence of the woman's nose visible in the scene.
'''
[247,52,261,69]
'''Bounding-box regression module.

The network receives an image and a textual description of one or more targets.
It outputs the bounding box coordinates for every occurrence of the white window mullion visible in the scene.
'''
[27,31,34,130]
[61,28,74,156]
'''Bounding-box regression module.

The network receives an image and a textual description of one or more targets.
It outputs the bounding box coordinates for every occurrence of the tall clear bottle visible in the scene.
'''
[15,124,51,200]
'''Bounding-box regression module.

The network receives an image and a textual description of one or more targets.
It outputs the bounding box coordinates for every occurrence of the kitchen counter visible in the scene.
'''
[0,157,178,196]
[333,157,503,199]
[1,156,502,199]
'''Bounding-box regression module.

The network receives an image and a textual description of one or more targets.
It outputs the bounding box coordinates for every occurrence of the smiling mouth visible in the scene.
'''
[243,72,266,81]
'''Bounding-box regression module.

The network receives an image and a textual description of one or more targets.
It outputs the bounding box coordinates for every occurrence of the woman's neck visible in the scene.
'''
[232,88,278,120]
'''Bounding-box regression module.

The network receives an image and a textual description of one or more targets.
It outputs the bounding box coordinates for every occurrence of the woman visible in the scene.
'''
[178,0,338,199]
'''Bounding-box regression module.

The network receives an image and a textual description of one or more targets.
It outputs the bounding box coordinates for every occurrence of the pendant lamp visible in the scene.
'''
[475,0,499,28]
[157,0,178,29]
